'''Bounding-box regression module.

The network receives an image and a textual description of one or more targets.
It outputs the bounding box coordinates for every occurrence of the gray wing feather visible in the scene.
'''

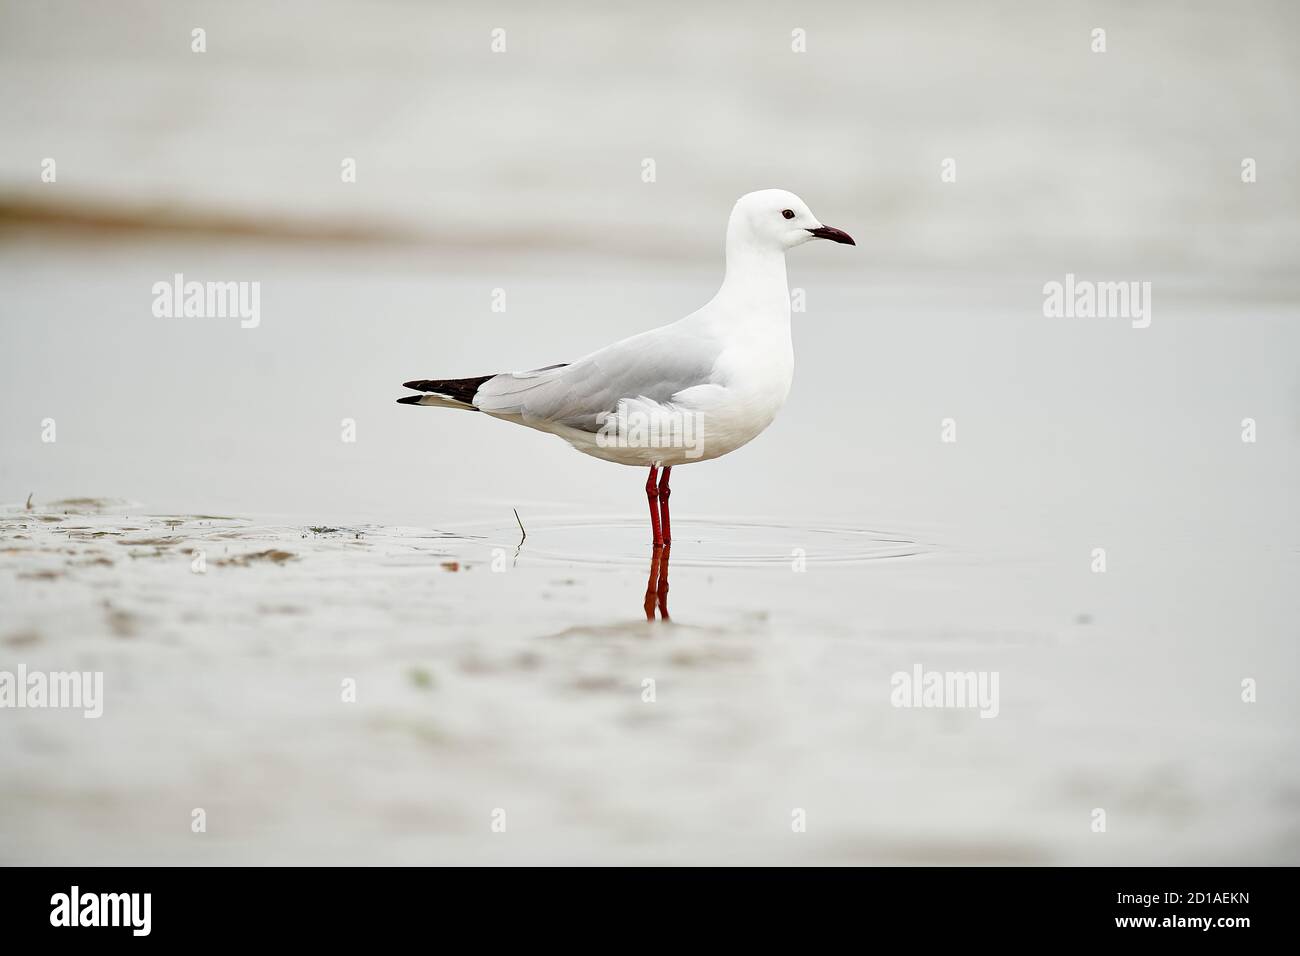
[475,326,720,432]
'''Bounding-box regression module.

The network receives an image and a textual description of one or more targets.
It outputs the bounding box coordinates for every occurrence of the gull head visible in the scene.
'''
[727,189,855,253]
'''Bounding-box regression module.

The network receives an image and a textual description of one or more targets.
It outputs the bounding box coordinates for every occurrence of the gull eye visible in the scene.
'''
[781,209,795,219]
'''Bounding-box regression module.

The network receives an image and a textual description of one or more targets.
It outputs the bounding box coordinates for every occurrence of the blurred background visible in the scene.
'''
[2,0,1298,276]
[1,1,1297,865]
[1,0,1298,520]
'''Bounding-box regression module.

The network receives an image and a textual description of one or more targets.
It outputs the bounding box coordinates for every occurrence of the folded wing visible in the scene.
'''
[476,326,722,432]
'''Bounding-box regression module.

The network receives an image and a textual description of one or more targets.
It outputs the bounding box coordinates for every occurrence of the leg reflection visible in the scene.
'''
[643,545,671,621]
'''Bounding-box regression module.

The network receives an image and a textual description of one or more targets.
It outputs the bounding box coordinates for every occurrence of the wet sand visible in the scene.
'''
[1,478,1296,864]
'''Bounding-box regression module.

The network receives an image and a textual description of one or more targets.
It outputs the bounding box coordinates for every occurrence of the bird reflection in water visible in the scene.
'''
[643,545,670,620]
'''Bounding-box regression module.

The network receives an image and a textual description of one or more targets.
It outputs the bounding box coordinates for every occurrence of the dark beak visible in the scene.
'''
[807,225,855,245]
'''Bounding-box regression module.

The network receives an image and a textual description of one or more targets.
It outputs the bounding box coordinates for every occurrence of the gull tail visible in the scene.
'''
[397,375,495,411]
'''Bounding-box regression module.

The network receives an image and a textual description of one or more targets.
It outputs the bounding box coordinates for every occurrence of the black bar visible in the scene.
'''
[0,866,1279,942]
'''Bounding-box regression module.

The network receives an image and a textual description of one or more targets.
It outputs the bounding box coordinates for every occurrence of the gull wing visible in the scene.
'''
[475,325,722,432]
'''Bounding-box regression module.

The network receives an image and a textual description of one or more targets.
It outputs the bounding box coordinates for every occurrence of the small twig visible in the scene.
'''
[513,507,527,543]
[25,492,33,511]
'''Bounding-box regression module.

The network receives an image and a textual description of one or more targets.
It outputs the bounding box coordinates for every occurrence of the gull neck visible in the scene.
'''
[717,236,790,318]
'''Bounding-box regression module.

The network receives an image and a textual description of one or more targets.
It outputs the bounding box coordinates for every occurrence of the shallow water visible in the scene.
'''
[1,233,1297,863]
[1,494,1295,865]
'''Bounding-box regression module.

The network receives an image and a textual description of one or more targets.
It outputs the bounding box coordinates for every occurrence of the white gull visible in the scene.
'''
[398,188,854,547]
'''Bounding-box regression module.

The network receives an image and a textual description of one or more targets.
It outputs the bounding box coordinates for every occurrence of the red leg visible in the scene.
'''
[656,542,670,620]
[645,465,662,548]
[643,547,662,620]
[657,466,672,546]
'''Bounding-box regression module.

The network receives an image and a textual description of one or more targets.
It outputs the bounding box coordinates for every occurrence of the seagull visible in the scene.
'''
[398,189,854,548]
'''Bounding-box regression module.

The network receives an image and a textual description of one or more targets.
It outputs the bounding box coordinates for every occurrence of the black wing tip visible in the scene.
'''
[399,374,496,406]
[396,395,424,405]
